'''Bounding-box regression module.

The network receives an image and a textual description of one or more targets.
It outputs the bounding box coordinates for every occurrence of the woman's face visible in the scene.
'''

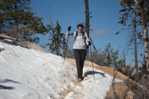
[78,27,83,33]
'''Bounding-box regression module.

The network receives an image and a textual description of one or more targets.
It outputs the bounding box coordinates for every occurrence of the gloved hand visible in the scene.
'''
[87,41,91,46]
[68,26,71,31]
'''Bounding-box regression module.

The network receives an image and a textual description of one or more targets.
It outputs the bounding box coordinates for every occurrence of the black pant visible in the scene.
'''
[73,49,86,79]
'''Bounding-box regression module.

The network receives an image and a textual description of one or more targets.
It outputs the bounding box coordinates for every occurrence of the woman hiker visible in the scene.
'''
[66,23,91,82]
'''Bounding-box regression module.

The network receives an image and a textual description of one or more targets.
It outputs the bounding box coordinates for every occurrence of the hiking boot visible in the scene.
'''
[78,78,82,82]
[78,77,83,82]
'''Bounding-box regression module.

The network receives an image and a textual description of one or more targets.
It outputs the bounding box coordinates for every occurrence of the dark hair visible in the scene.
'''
[77,23,84,29]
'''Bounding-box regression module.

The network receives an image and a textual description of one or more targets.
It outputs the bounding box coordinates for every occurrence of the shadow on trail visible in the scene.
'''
[84,70,106,78]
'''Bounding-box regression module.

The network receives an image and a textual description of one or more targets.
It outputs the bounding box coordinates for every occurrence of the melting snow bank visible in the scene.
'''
[0,41,76,99]
[0,41,122,99]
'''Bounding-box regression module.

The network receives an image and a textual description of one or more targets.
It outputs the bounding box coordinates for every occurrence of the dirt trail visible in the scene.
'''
[66,58,134,99]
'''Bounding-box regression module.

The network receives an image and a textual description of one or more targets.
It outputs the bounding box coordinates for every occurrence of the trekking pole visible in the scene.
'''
[63,26,71,64]
[90,45,95,80]
[63,38,68,64]
[90,38,98,54]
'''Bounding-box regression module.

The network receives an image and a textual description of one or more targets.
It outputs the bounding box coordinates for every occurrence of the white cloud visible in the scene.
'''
[90,29,107,37]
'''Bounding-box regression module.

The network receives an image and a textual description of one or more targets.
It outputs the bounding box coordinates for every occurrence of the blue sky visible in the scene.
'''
[30,0,143,65]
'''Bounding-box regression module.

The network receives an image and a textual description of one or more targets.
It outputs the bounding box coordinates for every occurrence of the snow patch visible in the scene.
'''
[0,41,123,99]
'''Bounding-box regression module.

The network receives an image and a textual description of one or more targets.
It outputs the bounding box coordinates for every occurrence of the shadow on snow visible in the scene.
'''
[84,70,106,78]
[0,84,15,90]
[0,78,20,90]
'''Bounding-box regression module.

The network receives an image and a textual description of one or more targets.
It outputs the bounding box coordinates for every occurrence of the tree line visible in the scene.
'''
[0,0,148,75]
[0,0,65,55]
[0,0,148,71]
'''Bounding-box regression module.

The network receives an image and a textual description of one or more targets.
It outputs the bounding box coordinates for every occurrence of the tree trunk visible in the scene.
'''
[143,24,149,72]
[133,11,139,76]
[141,4,149,72]
[84,0,90,37]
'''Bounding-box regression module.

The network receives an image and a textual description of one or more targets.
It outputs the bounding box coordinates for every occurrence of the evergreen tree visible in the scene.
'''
[0,0,47,42]
[89,43,124,67]
[47,21,66,56]
[103,43,119,67]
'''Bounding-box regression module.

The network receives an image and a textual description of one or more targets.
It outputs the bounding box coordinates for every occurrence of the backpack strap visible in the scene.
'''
[75,31,78,40]
[75,31,85,39]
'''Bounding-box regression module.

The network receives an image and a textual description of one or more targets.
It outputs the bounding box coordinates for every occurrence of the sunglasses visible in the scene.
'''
[78,28,83,30]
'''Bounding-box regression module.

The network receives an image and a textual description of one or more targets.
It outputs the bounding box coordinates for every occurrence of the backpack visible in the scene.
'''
[75,31,86,40]
[75,31,88,49]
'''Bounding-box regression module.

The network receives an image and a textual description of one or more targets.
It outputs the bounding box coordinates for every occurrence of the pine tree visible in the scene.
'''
[0,0,47,42]
[47,21,66,56]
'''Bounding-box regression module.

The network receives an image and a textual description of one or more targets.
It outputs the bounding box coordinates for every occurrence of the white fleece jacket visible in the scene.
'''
[66,31,90,49]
